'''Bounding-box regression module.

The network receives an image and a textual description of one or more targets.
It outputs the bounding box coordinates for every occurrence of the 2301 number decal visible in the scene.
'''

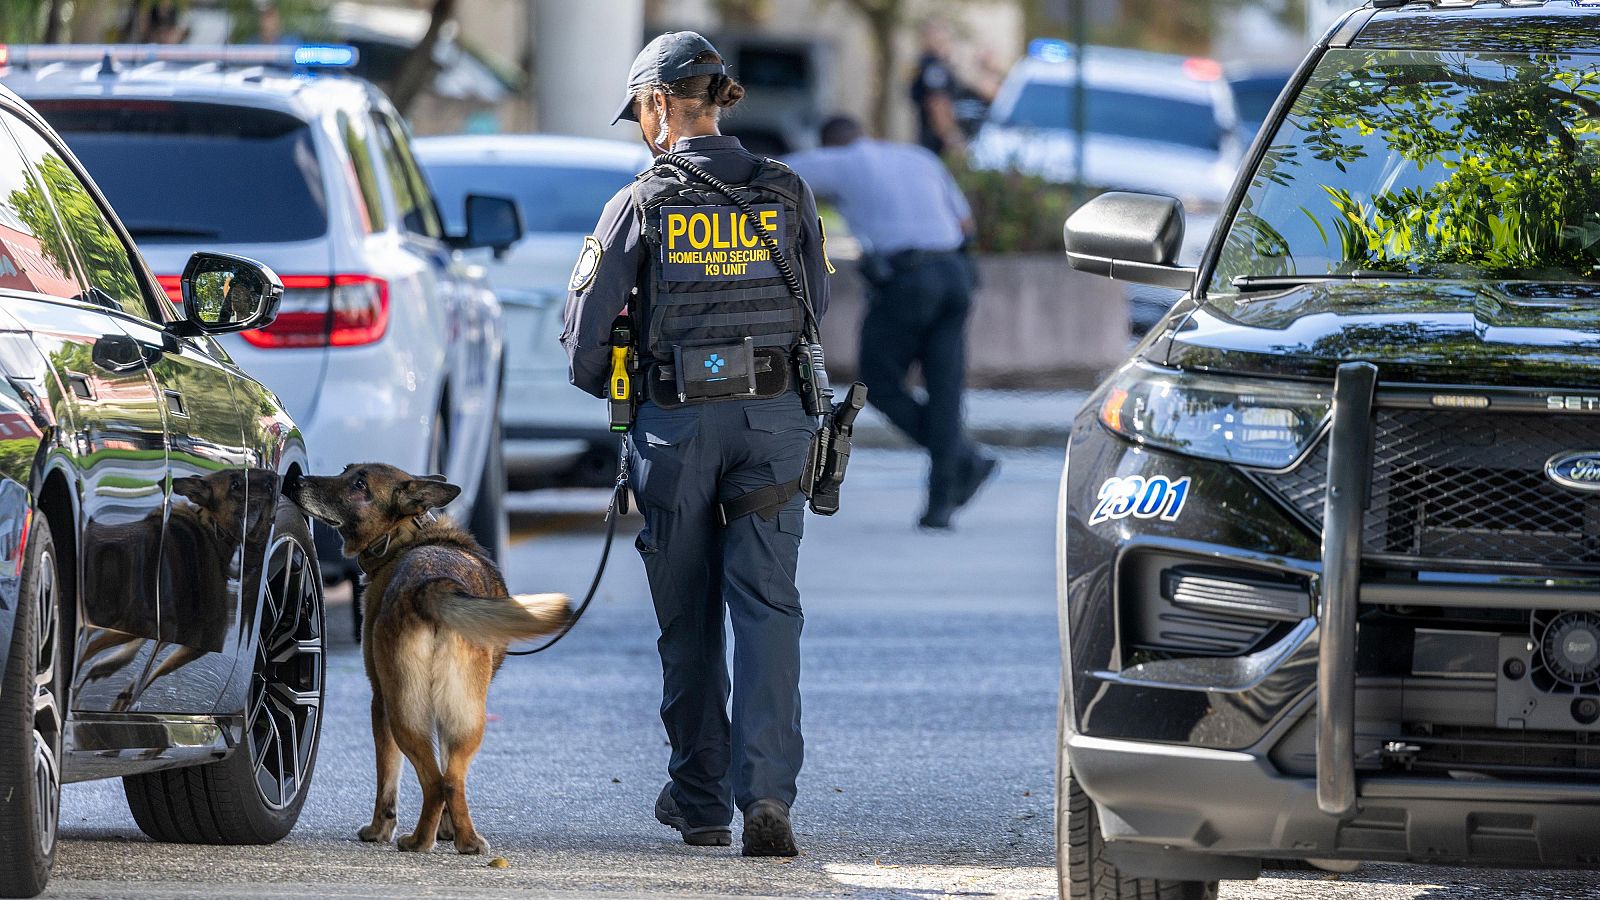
[1089,476,1191,525]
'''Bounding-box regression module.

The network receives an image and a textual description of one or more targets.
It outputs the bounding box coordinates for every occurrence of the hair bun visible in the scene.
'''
[711,75,745,109]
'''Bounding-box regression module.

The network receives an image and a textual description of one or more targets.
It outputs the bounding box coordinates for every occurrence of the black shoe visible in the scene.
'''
[954,452,999,510]
[741,798,799,857]
[918,504,954,530]
[655,783,731,847]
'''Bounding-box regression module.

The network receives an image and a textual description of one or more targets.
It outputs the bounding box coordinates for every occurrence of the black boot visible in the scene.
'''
[655,783,731,847]
[954,451,999,510]
[741,798,798,857]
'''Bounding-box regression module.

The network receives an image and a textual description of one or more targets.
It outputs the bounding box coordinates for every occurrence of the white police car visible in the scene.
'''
[416,134,651,489]
[968,39,1243,211]
[0,44,520,575]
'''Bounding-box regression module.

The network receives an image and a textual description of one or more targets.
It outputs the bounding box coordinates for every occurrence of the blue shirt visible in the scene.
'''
[784,138,971,255]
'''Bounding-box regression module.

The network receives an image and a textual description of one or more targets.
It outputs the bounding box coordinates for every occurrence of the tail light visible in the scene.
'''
[157,273,388,348]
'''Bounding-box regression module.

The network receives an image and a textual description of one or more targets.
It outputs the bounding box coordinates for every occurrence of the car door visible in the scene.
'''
[0,107,172,713]
[120,315,250,713]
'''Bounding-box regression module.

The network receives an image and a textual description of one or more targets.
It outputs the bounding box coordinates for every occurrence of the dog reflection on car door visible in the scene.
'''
[285,464,569,854]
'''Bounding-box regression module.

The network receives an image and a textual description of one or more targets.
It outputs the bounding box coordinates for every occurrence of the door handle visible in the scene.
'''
[164,390,188,418]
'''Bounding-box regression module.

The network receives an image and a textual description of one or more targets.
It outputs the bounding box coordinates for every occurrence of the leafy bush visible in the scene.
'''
[951,160,1079,254]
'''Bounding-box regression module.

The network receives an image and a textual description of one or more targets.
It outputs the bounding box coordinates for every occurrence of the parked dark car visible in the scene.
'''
[0,83,321,899]
[1058,4,1600,897]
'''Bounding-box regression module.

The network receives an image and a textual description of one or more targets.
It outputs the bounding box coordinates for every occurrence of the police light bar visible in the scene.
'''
[0,44,358,70]
[1028,38,1074,64]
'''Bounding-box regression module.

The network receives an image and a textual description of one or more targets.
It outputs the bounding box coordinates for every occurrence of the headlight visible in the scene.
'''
[1098,363,1330,469]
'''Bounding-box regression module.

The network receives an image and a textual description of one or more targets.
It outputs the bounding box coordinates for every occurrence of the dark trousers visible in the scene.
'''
[629,393,815,826]
[859,252,975,508]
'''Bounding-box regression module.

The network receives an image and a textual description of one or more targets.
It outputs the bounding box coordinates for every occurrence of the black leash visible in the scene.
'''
[505,442,630,656]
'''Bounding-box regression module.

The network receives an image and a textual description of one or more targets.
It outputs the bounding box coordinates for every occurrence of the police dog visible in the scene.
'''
[285,464,569,854]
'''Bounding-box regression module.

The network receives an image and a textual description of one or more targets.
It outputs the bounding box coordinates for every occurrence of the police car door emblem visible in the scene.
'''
[1546,452,1600,493]
[570,235,602,292]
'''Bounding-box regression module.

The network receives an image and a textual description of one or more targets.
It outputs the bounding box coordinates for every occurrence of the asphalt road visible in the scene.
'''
[37,447,1600,899]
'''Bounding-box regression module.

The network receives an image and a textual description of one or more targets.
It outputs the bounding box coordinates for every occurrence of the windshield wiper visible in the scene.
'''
[1231,271,1433,293]
[124,224,222,239]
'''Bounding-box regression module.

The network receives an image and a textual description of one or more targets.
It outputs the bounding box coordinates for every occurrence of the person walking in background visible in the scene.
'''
[911,20,971,157]
[785,116,996,530]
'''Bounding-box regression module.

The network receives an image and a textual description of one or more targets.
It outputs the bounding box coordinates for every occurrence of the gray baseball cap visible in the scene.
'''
[612,31,727,125]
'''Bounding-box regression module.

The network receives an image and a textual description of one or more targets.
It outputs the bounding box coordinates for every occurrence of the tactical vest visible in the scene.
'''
[631,160,807,367]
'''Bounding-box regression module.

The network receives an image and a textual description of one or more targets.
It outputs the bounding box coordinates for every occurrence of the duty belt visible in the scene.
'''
[646,348,793,409]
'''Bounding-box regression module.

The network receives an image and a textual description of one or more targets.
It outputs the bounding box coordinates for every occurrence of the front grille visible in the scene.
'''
[1257,409,1600,570]
[1375,725,1600,782]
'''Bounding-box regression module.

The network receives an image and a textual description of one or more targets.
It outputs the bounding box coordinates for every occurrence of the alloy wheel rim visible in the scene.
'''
[31,548,60,857]
[248,536,323,810]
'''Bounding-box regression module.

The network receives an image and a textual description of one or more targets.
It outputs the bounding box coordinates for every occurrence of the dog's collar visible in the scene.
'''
[358,510,438,571]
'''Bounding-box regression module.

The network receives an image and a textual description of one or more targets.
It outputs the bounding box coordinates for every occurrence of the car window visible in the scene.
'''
[1003,81,1221,151]
[371,113,442,239]
[0,112,84,300]
[1,110,149,320]
[338,111,386,233]
[423,161,633,234]
[1212,48,1600,290]
[33,100,328,245]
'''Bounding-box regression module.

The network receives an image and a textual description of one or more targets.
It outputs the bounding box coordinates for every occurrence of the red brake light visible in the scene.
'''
[0,47,10,68]
[156,274,183,304]
[1184,57,1223,82]
[238,273,388,349]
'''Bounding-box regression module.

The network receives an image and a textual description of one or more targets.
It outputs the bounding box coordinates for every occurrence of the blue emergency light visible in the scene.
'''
[0,43,359,71]
[1028,38,1074,63]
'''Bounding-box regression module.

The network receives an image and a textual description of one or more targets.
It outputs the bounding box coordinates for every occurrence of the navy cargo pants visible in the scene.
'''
[629,391,815,826]
[859,251,977,511]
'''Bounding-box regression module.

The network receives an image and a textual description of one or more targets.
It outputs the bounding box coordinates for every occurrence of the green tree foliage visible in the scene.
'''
[950,157,1075,252]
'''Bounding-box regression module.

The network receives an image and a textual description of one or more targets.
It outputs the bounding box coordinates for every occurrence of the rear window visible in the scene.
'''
[422,161,635,235]
[1002,81,1221,151]
[1229,75,1289,130]
[31,100,328,244]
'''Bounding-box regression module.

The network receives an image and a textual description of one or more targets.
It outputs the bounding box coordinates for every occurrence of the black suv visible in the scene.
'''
[0,84,321,898]
[1058,4,1600,897]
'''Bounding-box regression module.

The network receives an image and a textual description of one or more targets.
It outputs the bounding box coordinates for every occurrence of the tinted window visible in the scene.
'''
[3,112,149,319]
[424,162,633,235]
[1213,48,1600,289]
[0,114,82,299]
[1003,82,1221,151]
[33,100,327,244]
[372,113,442,239]
[338,111,386,233]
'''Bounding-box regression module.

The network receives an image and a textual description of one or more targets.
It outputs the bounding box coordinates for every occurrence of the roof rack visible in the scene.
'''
[0,44,359,72]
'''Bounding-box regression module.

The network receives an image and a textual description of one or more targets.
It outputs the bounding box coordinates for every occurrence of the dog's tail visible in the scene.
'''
[431,591,571,645]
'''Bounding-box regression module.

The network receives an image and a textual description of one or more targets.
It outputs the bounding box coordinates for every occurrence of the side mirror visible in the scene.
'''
[177,252,284,335]
[1064,192,1197,291]
[453,194,523,259]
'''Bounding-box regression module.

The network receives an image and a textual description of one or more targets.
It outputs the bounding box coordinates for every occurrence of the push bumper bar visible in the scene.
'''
[1317,361,1378,816]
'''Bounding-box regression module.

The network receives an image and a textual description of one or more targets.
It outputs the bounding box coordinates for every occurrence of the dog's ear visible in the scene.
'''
[421,473,448,482]
[172,475,213,507]
[396,479,461,515]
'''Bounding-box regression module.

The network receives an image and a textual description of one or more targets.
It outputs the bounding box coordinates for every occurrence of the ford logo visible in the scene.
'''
[1546,452,1600,492]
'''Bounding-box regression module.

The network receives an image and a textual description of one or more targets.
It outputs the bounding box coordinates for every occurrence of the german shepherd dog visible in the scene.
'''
[285,464,569,854]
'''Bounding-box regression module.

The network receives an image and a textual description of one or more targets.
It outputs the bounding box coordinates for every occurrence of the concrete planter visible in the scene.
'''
[819,254,1129,388]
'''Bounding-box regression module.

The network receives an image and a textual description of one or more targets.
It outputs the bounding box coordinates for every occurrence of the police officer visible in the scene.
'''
[561,32,829,858]
[786,115,996,529]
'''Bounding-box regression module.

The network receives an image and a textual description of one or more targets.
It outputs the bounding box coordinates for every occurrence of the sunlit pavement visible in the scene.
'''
[41,447,1600,898]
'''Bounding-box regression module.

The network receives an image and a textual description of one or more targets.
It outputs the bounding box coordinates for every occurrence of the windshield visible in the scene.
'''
[32,100,327,244]
[1003,81,1221,151]
[1212,48,1600,292]
[422,162,636,235]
